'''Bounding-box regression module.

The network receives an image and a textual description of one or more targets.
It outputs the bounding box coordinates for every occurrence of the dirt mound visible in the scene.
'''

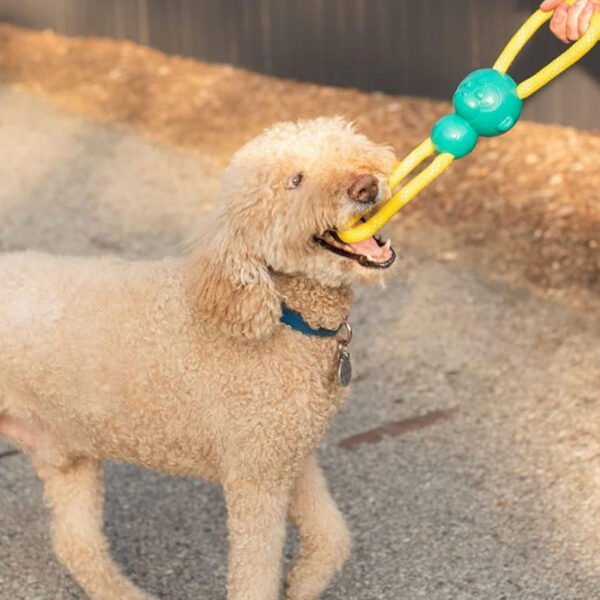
[0,23,598,308]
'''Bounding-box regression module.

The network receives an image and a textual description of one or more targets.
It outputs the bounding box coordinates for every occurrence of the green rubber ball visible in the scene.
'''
[431,114,478,158]
[453,68,522,137]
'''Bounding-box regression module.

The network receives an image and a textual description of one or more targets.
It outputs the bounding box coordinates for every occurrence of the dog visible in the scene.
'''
[0,117,397,600]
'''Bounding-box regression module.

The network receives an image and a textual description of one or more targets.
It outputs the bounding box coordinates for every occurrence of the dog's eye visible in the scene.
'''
[285,173,303,190]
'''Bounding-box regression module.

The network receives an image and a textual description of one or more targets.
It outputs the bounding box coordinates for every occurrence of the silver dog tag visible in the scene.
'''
[338,347,352,387]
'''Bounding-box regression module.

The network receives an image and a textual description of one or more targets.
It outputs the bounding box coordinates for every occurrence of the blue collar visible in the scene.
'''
[280,304,340,338]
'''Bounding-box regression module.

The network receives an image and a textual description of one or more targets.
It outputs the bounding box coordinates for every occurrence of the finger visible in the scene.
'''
[540,0,563,10]
[550,3,571,42]
[578,1,595,35]
[566,0,588,40]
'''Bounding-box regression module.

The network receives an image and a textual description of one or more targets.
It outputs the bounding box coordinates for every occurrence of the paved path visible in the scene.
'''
[1,86,600,599]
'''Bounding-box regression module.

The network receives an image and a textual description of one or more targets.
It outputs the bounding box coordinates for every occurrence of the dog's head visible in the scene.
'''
[188,117,398,339]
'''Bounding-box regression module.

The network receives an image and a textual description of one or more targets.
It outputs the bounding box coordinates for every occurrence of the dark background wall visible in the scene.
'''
[1,0,598,129]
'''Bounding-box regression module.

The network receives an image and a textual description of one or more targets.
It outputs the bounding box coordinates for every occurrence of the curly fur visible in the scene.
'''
[0,117,397,600]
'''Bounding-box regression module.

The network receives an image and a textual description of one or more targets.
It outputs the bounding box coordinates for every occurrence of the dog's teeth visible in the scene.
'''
[365,254,375,262]
[384,239,391,249]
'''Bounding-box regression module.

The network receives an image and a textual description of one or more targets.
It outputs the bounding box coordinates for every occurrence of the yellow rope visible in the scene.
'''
[337,151,454,244]
[493,9,553,74]
[389,138,435,191]
[337,1,600,243]
[518,13,600,99]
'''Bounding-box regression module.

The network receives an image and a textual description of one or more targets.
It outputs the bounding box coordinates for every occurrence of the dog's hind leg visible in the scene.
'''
[224,480,290,600]
[35,457,156,600]
[286,454,351,600]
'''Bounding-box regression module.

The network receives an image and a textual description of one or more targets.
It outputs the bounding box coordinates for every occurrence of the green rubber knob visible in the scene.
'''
[431,114,478,158]
[453,68,522,137]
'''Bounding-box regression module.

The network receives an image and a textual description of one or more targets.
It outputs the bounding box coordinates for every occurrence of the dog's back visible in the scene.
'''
[0,251,218,471]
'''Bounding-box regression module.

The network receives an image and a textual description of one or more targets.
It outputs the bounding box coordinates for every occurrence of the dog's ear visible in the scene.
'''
[185,226,281,340]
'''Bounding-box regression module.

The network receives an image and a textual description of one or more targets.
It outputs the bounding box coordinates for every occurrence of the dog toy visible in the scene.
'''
[338,0,600,244]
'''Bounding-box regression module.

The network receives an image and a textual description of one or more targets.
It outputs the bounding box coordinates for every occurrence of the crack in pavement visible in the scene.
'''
[339,407,459,449]
[0,449,20,460]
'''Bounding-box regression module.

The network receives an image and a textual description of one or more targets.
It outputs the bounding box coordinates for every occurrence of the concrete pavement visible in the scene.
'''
[1,86,600,599]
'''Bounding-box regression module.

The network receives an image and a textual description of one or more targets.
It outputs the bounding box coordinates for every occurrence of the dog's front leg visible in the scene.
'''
[286,454,351,600]
[224,480,290,600]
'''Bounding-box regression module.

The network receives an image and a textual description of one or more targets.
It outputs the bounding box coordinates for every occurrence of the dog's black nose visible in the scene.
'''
[348,174,379,203]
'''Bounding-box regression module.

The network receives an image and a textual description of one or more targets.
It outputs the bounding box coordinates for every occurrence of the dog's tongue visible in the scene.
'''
[348,236,389,260]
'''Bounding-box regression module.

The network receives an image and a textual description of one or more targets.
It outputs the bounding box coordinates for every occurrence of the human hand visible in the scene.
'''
[540,0,600,43]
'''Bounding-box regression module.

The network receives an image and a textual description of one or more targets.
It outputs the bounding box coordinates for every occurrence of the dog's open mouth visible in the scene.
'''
[314,230,396,269]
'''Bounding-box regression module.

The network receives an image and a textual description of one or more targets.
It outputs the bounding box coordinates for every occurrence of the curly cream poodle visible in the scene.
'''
[0,117,397,600]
